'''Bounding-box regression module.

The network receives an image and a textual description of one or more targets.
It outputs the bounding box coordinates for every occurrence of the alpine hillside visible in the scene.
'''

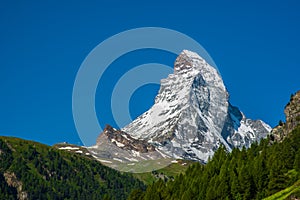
[0,137,144,200]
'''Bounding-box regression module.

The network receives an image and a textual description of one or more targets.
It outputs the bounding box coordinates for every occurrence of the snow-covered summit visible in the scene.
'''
[120,50,271,162]
[174,50,204,73]
[95,50,271,164]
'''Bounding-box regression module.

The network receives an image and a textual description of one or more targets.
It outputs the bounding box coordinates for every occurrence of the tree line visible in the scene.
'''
[129,126,300,200]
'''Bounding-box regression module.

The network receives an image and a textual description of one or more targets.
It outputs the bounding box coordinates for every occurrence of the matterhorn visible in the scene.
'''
[92,50,271,166]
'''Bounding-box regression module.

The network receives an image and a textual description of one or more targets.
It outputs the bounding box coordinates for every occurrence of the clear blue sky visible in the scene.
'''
[0,0,299,146]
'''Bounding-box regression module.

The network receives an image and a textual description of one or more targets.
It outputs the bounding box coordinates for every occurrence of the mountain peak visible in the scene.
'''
[95,50,271,164]
[121,50,270,162]
[174,50,204,74]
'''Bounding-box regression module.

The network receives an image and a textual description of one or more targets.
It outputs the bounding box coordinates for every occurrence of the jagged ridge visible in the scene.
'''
[121,50,271,162]
[95,50,271,164]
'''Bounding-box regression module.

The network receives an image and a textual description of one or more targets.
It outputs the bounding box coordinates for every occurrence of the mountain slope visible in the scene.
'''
[128,91,300,200]
[130,125,300,200]
[263,179,300,200]
[95,50,271,166]
[0,137,144,200]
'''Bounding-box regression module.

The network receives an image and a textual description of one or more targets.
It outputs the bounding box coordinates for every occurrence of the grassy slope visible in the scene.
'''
[264,179,300,200]
[132,160,195,185]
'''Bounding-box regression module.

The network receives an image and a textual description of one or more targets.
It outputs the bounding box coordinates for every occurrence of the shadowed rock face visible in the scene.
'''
[94,50,271,163]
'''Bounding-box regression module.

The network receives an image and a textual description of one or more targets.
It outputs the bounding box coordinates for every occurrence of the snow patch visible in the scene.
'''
[99,159,112,164]
[111,139,125,147]
[59,146,79,150]
[127,163,135,166]
[113,158,123,162]
[124,157,138,162]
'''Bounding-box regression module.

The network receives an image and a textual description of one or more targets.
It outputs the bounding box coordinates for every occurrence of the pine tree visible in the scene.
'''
[267,159,287,195]
[294,148,300,172]
[230,161,240,199]
[253,153,268,198]
[216,160,230,199]
[205,176,217,200]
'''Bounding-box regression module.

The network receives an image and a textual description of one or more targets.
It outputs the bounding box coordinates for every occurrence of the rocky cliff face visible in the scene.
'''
[94,50,271,164]
[224,104,271,149]
[121,50,271,162]
[91,125,167,166]
[272,91,300,140]
[97,125,155,153]
[285,91,300,133]
[4,172,27,200]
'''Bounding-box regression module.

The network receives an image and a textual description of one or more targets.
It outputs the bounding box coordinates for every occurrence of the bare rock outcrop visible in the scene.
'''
[272,90,300,140]
[4,172,28,200]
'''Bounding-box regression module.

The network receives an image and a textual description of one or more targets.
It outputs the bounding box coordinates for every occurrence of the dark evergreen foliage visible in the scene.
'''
[133,126,300,199]
[0,137,145,200]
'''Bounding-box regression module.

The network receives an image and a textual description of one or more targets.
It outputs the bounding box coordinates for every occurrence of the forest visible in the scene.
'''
[129,126,300,200]
[1,128,300,199]
[0,137,145,200]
